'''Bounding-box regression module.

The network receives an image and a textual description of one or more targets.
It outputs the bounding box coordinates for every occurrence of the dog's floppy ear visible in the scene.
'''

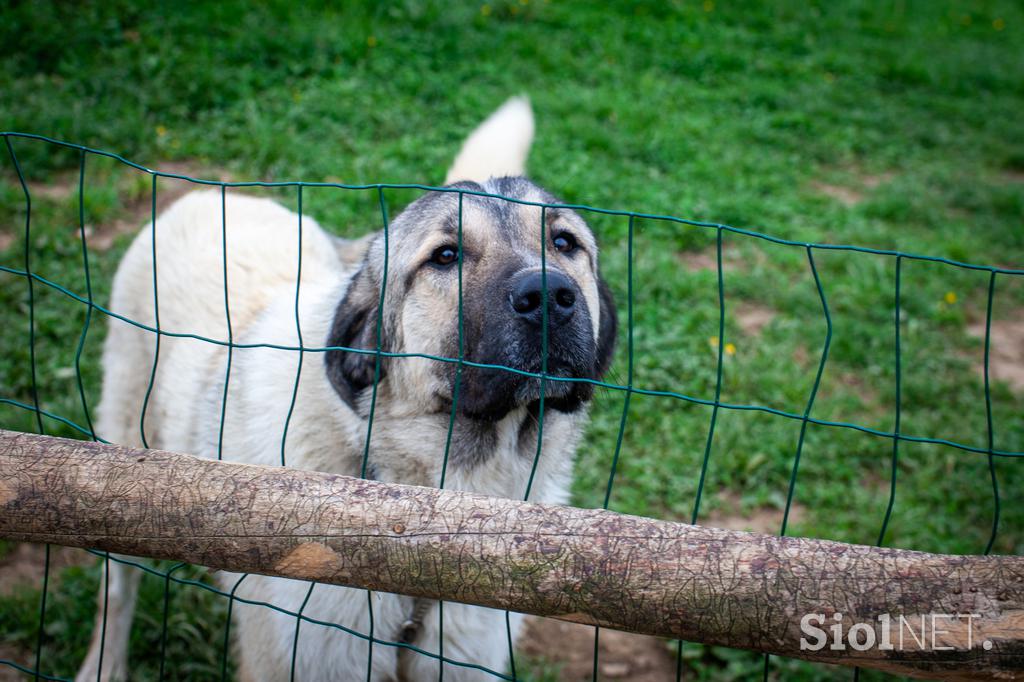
[594,276,618,379]
[325,264,385,412]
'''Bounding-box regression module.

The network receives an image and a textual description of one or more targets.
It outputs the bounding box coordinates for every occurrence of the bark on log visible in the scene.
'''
[0,430,1022,681]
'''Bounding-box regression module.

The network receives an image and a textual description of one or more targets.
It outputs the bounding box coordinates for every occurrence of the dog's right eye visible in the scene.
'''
[429,245,460,267]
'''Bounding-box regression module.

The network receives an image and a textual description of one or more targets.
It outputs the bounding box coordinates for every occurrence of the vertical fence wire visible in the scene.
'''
[780,246,833,537]
[139,176,184,682]
[290,582,318,681]
[73,150,98,440]
[215,183,248,682]
[3,138,42,435]
[364,589,376,682]
[4,137,50,682]
[95,557,108,681]
[438,190,465,491]
[523,205,550,503]
[157,562,187,680]
[106,171,161,682]
[283,185,310,676]
[852,256,907,682]
[362,187,390,477]
[982,271,1001,555]
[281,185,305,469]
[876,256,903,547]
[676,225,729,678]
[139,176,160,450]
[507,204,552,680]
[434,190,466,681]
[220,573,248,681]
[217,185,234,461]
[591,213,638,682]
[691,227,727,525]
[359,186,392,676]
[764,245,833,681]
[69,149,105,682]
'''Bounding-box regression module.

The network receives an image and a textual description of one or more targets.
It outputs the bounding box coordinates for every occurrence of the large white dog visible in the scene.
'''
[77,98,616,681]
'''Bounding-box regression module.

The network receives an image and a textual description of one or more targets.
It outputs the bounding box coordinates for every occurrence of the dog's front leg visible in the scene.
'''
[76,557,142,682]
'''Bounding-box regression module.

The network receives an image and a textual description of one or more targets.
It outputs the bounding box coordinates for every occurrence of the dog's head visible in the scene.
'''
[325,176,616,423]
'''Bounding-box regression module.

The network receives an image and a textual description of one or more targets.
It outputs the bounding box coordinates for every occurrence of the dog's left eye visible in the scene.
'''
[429,245,460,267]
[552,231,578,254]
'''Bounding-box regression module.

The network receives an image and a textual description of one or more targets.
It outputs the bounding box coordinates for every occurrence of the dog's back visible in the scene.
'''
[96,190,344,455]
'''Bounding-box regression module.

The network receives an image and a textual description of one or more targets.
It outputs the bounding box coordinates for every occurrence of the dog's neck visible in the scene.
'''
[346,399,583,504]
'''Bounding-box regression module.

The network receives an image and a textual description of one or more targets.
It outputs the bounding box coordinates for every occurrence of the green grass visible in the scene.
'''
[2,1,1022,680]
[0,559,232,681]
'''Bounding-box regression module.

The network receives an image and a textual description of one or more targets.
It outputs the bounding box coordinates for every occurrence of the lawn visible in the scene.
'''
[1,1,1022,680]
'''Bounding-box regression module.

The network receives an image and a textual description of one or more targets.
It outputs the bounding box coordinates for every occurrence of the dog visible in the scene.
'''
[75,97,616,681]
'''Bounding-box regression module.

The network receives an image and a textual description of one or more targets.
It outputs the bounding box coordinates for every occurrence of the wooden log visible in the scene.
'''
[0,429,1021,680]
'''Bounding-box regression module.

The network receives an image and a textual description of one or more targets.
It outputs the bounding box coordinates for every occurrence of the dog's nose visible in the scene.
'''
[509,270,577,327]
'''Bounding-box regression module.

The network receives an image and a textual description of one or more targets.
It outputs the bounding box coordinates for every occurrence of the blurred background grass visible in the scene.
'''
[1,1,1022,679]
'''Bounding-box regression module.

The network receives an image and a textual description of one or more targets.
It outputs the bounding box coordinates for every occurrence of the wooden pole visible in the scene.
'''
[1,429,1021,680]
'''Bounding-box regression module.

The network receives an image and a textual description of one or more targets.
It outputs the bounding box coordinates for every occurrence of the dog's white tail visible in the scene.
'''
[445,96,535,184]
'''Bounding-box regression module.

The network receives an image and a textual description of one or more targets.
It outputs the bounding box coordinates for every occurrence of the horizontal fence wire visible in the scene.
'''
[0,130,1020,681]
[3,132,1023,276]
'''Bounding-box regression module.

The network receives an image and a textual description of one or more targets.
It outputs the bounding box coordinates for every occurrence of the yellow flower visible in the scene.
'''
[725,343,737,356]
[994,18,1006,31]
[709,336,719,347]
[944,291,957,305]
[480,4,491,15]
[366,35,378,47]
[155,125,167,137]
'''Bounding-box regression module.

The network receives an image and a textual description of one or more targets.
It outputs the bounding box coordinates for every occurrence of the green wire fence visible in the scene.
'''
[1,130,1022,681]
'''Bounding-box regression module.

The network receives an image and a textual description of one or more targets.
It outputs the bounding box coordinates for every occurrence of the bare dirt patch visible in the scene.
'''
[967,313,1024,393]
[4,161,231,252]
[26,169,81,202]
[702,491,804,534]
[88,161,233,250]
[813,181,863,207]
[0,542,95,597]
[519,617,677,681]
[677,243,740,273]
[860,173,893,190]
[0,642,31,682]
[1001,169,1024,184]
[735,303,776,337]
[792,343,810,367]
[0,543,96,678]
[813,171,893,207]
[820,368,887,422]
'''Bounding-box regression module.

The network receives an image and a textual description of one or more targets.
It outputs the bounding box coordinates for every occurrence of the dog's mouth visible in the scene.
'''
[442,304,600,423]
[512,368,576,402]
[451,354,596,422]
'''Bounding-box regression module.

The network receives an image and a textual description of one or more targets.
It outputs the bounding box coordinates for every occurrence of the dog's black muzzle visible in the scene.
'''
[456,268,598,422]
